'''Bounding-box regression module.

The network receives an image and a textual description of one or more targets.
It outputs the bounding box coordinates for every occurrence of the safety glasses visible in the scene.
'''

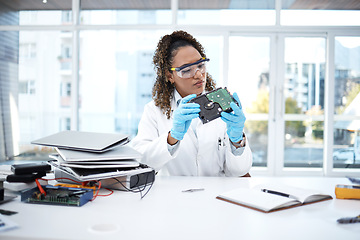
[170,58,210,79]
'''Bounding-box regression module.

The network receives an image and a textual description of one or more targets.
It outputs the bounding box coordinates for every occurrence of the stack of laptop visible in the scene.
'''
[31,131,155,189]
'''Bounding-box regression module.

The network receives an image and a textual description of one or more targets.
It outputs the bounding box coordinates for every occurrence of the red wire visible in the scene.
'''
[40,177,112,200]
[35,178,46,196]
[91,180,101,201]
[97,188,114,197]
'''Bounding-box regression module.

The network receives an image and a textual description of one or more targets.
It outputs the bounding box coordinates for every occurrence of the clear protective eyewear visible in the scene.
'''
[170,58,210,79]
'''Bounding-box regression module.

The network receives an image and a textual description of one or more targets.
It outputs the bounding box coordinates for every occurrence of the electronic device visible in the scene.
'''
[11,162,51,175]
[335,184,360,199]
[21,185,93,207]
[53,165,155,190]
[6,172,46,183]
[31,131,130,153]
[189,87,239,124]
[100,169,155,190]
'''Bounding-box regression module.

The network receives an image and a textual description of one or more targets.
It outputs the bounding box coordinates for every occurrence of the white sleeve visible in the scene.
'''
[224,134,253,177]
[130,103,176,172]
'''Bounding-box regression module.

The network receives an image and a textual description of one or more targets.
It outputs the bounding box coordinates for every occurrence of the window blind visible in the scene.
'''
[0,6,19,161]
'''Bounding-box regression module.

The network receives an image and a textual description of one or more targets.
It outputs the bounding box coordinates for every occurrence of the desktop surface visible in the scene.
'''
[0,176,359,240]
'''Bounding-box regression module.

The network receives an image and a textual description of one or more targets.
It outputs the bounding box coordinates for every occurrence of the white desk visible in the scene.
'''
[0,176,359,240]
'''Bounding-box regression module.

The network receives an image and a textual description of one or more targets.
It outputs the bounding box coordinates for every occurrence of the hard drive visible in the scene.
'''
[189,87,239,124]
[11,162,51,175]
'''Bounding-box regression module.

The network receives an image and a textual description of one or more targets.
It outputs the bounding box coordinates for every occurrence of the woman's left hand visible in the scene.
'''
[220,92,246,143]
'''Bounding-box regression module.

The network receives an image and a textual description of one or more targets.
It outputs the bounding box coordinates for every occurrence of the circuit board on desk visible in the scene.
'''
[21,185,93,207]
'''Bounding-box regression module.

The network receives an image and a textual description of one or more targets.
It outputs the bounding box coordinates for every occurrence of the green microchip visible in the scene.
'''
[206,88,234,111]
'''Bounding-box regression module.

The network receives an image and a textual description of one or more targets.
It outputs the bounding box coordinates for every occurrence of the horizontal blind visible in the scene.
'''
[0,6,19,161]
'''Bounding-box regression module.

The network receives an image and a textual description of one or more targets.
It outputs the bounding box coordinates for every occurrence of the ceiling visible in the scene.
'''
[0,0,359,11]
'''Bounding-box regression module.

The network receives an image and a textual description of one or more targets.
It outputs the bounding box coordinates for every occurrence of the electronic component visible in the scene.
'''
[335,184,360,199]
[55,183,96,193]
[189,87,238,124]
[21,185,93,207]
[100,168,155,190]
[11,162,51,175]
[53,164,155,190]
[6,172,46,183]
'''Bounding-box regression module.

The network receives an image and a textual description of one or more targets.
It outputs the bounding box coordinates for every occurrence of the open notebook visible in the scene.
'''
[217,183,332,213]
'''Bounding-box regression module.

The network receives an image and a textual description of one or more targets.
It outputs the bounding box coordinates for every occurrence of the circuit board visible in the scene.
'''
[206,88,237,112]
[21,185,93,207]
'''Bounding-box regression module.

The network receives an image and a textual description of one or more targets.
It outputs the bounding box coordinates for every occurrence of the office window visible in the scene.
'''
[0,0,359,176]
[333,36,360,169]
[19,43,36,59]
[18,31,70,153]
[80,0,171,25]
[79,30,166,136]
[19,4,72,25]
[281,0,360,26]
[228,36,270,167]
[178,0,276,25]
[283,37,326,168]
[60,82,71,97]
[196,35,223,87]
[19,80,36,95]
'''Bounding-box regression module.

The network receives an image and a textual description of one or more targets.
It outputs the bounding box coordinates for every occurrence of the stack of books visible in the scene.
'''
[32,131,153,182]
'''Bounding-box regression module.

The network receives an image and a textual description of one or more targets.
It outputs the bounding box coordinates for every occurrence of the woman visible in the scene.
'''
[131,30,252,176]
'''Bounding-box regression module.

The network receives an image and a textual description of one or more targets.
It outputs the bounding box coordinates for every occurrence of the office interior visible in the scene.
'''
[0,0,360,178]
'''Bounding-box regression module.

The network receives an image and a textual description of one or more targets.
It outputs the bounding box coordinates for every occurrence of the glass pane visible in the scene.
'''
[18,31,70,156]
[229,36,270,167]
[0,0,72,25]
[281,1,360,26]
[19,10,72,25]
[79,30,166,137]
[281,10,360,26]
[282,0,360,10]
[246,121,268,167]
[178,0,275,25]
[284,37,326,168]
[333,36,360,169]
[80,0,171,25]
[285,121,323,167]
[196,35,223,86]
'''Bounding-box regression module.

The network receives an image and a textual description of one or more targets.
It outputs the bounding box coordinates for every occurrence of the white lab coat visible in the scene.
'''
[131,91,253,177]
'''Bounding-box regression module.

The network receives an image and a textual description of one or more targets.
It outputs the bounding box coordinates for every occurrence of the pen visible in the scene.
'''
[182,188,205,193]
[337,214,360,224]
[261,189,296,199]
[347,176,360,184]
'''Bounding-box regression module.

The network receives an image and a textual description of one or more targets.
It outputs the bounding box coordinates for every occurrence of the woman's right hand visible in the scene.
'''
[170,94,200,141]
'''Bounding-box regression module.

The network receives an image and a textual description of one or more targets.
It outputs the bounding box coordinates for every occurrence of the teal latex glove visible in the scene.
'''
[220,92,246,143]
[170,94,200,141]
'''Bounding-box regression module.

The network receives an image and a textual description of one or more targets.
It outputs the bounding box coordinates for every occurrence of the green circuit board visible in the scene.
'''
[206,88,235,111]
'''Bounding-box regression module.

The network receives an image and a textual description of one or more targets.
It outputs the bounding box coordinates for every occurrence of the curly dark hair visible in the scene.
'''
[152,30,216,119]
